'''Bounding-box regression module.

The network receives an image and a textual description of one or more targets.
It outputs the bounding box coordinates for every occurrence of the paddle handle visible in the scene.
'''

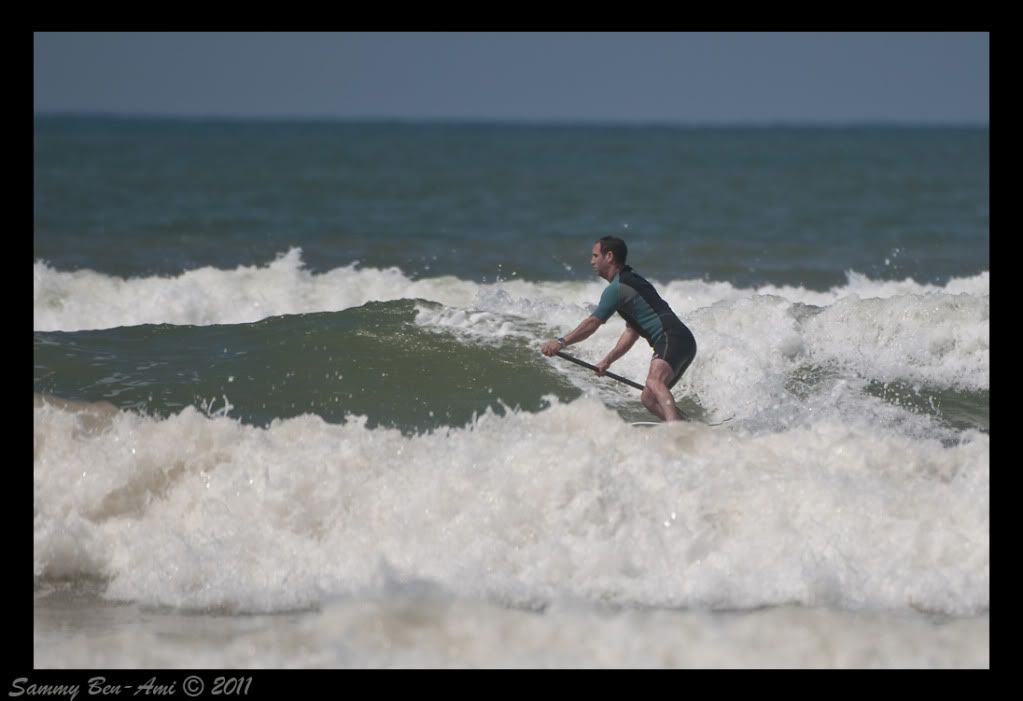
[555,351,645,391]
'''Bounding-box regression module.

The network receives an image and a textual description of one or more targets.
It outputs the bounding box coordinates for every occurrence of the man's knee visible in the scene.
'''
[644,378,668,395]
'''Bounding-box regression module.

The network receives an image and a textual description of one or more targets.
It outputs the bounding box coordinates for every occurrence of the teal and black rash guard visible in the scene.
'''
[592,266,690,346]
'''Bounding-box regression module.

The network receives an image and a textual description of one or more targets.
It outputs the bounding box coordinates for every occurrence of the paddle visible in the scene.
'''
[555,351,645,391]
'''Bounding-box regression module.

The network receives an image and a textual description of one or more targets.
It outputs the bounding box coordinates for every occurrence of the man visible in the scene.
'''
[541,236,697,422]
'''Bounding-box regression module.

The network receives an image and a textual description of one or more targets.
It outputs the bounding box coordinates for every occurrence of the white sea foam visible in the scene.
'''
[34,395,989,617]
[33,248,479,332]
[34,248,989,330]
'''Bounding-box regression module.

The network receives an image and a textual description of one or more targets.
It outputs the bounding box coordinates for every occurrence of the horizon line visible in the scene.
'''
[33,110,991,129]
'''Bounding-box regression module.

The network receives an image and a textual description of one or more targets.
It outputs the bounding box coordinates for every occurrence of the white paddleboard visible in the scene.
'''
[630,416,735,428]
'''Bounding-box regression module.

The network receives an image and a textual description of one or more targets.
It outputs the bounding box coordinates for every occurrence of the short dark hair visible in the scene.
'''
[596,236,628,265]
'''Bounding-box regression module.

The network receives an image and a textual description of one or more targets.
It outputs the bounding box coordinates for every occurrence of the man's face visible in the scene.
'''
[591,243,614,280]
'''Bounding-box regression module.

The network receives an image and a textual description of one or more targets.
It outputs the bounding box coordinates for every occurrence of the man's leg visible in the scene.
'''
[641,358,685,422]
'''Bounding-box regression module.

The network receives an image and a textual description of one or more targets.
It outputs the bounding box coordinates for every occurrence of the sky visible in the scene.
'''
[34,32,989,125]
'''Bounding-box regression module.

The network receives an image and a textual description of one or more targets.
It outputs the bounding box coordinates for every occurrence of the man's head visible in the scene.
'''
[592,236,627,280]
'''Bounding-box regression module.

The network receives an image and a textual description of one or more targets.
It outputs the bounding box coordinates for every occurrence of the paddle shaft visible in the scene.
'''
[555,351,645,391]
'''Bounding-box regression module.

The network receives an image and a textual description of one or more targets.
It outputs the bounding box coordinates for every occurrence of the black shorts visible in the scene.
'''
[652,327,697,389]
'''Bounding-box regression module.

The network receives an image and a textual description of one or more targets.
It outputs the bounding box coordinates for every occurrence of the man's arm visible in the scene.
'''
[541,315,604,356]
[595,326,640,375]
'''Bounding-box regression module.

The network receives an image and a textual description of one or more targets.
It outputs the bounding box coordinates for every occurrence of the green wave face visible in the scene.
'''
[34,299,581,434]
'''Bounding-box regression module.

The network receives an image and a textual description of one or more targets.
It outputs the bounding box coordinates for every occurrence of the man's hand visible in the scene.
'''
[594,358,611,376]
[541,340,564,357]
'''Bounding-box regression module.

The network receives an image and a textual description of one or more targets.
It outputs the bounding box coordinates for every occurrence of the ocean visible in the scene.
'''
[33,116,989,668]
